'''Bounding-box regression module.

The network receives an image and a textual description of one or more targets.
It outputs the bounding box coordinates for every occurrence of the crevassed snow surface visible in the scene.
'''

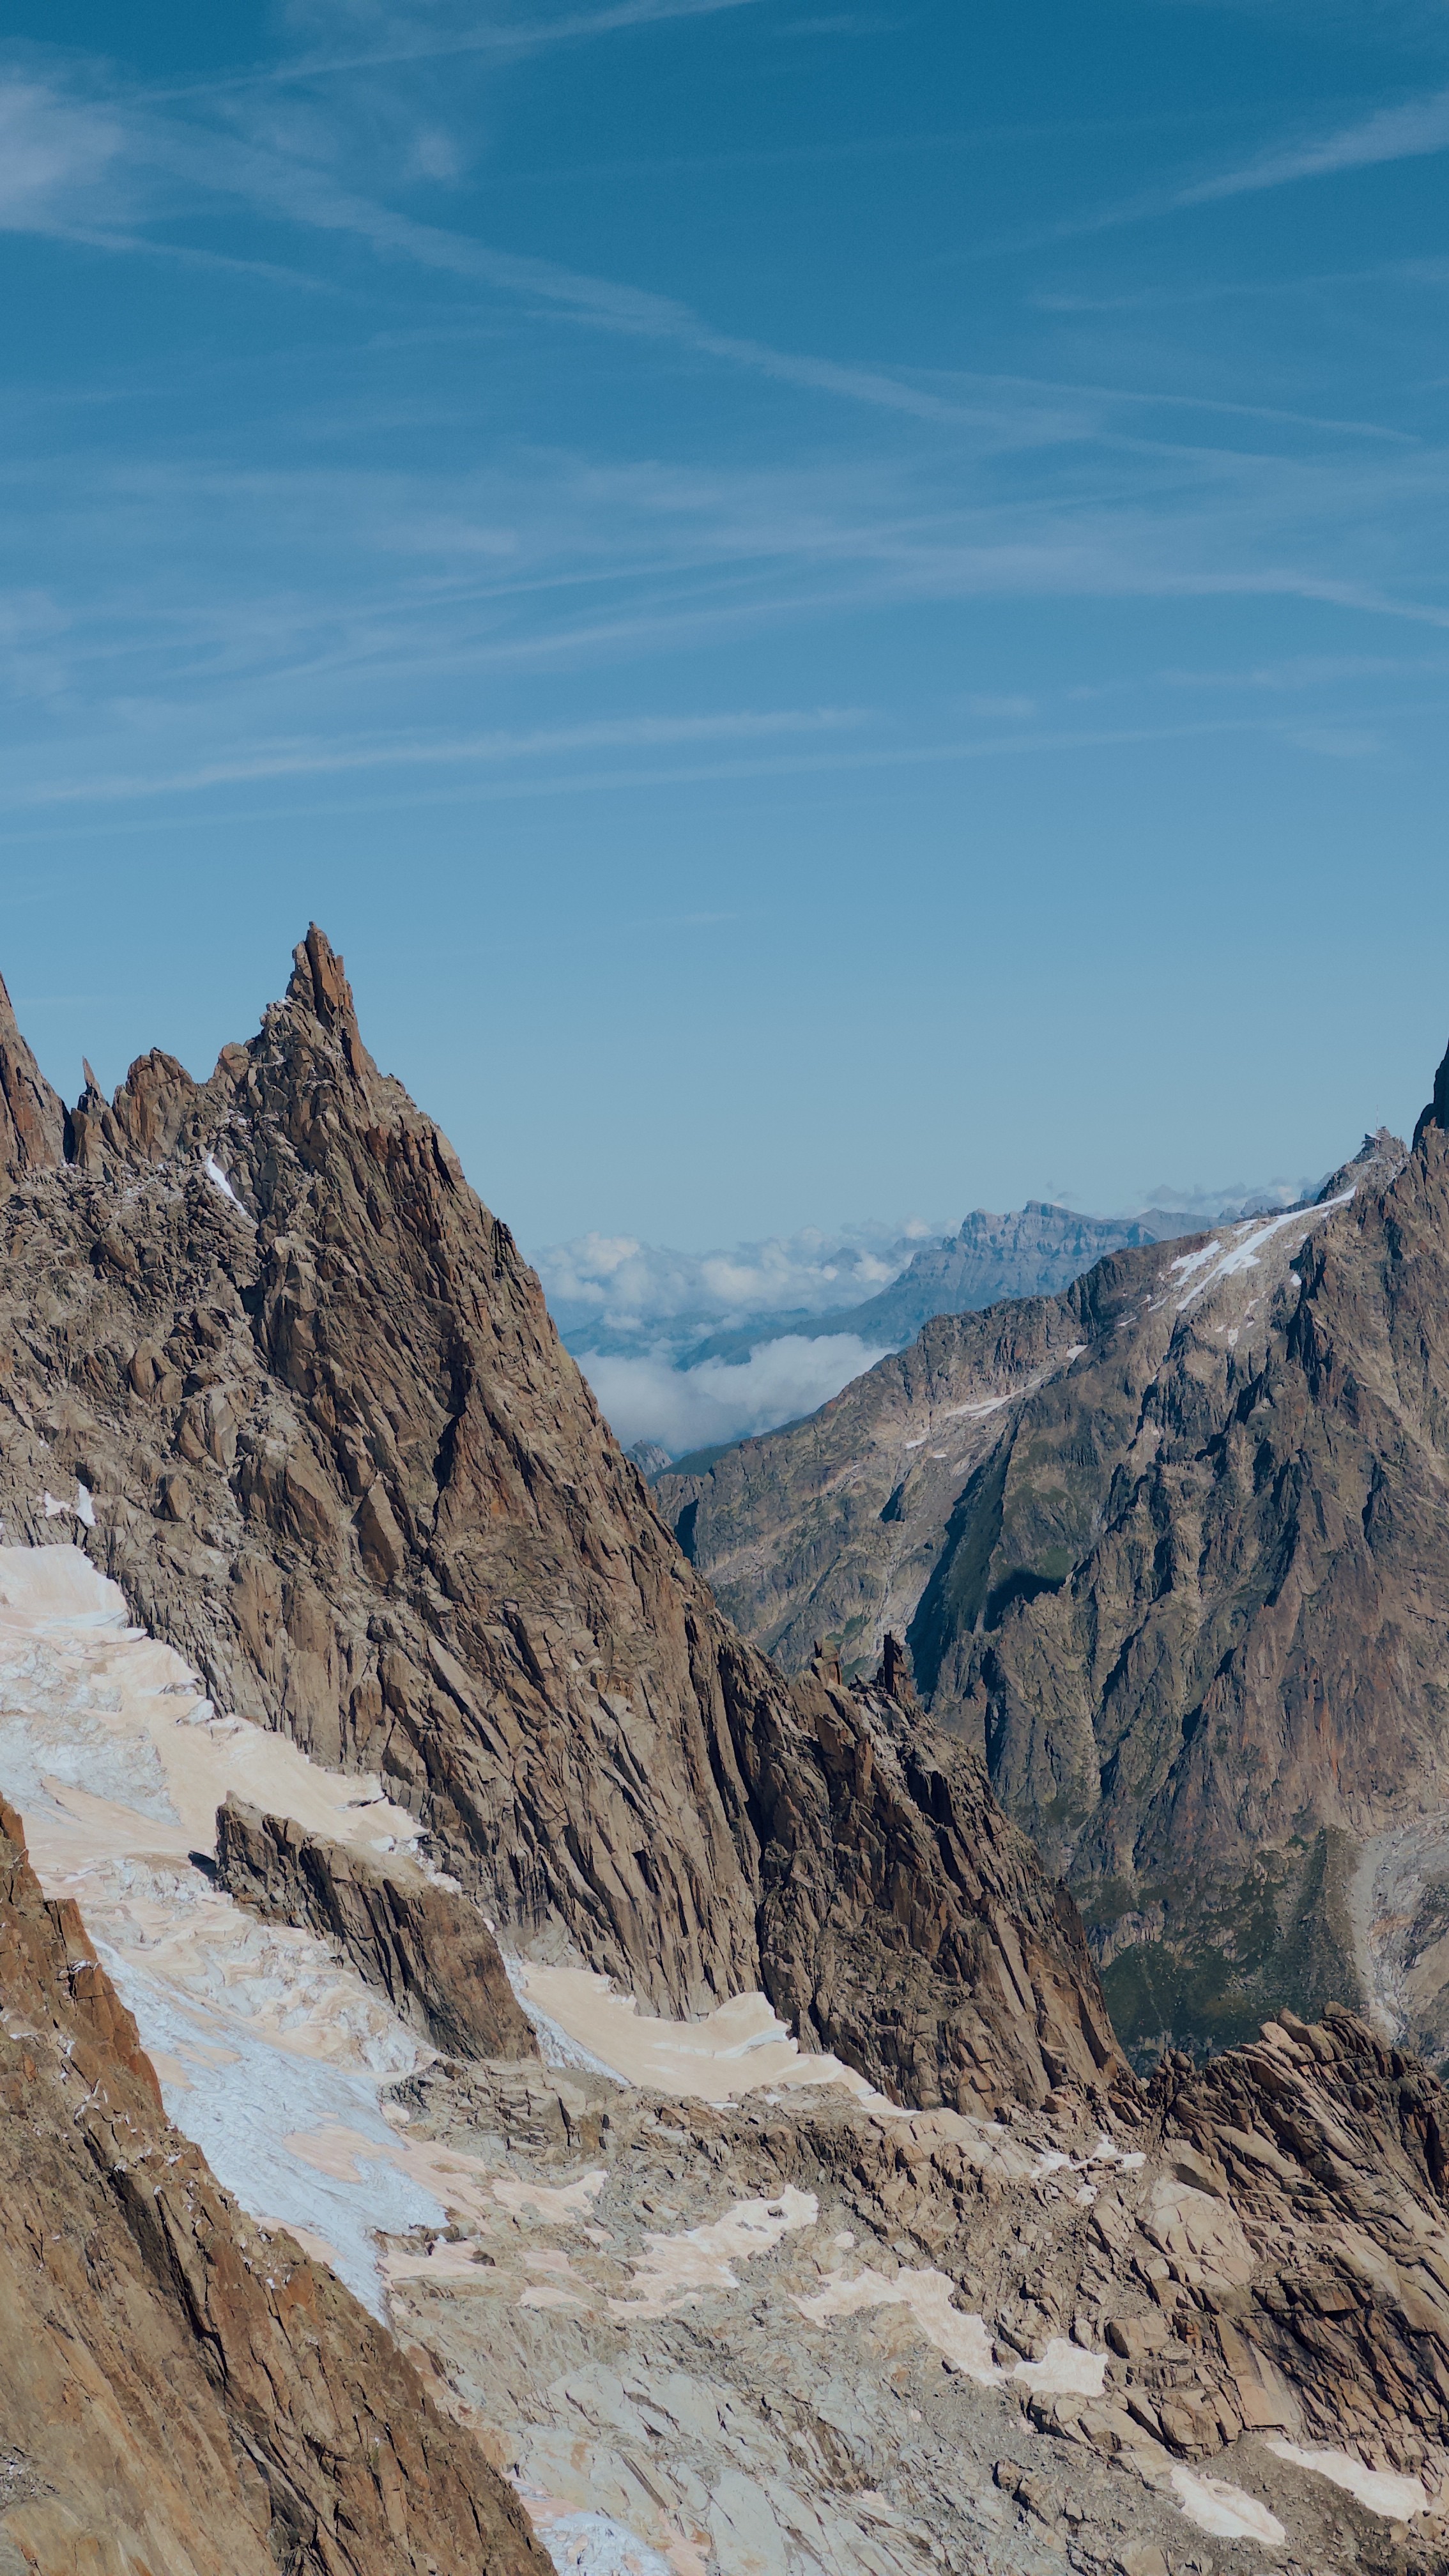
[0,1544,448,2310]
[535,2513,675,2576]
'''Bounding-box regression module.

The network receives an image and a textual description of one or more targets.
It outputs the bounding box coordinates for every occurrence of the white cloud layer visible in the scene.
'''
[578,1331,887,1455]
[535,1220,933,1337]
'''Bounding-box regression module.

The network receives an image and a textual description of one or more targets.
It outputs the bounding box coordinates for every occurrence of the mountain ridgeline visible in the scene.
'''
[0,932,1120,2120]
[657,1116,1449,2069]
[10,941,1449,2568]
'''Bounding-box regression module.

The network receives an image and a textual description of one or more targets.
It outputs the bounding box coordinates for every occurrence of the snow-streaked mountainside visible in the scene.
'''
[12,1558,1447,2573]
[6,935,1449,2572]
[540,1184,1317,1462]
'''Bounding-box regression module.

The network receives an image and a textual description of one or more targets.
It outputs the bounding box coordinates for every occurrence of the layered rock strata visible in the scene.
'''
[0,928,1117,2112]
[0,1791,548,2576]
[215,1793,539,2063]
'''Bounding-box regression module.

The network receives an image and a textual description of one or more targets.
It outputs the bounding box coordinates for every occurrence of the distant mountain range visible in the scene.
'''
[555,1186,1314,1465]
[654,1128,1445,2069]
[538,1185,1315,1374]
[686,1202,1174,1366]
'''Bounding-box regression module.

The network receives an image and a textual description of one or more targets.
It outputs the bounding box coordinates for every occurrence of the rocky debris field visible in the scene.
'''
[1,1528,1446,2573]
[377,2028,1449,2576]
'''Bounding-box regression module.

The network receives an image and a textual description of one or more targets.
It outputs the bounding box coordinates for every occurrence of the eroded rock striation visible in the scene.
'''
[215,1792,539,2064]
[663,1117,1449,2064]
[0,1791,548,2575]
[0,927,1118,2113]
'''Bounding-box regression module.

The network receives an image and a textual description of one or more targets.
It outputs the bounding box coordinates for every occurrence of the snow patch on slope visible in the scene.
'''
[511,1960,891,2104]
[1172,1192,1353,1314]
[0,1544,450,2310]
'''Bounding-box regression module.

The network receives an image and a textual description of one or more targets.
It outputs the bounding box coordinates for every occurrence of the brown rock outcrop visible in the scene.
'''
[215,1792,539,2063]
[747,1664,1124,2110]
[0,969,64,1184]
[1145,2005,1449,2469]
[0,926,1119,2113]
[0,1791,549,2575]
[661,1118,1449,2063]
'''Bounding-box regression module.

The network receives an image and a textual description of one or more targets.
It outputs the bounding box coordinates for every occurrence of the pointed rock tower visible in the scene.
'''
[0,927,1126,2113]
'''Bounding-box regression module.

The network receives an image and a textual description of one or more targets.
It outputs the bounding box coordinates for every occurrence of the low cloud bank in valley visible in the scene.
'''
[535,1221,934,1343]
[579,1333,889,1458]
[542,1182,1312,1460]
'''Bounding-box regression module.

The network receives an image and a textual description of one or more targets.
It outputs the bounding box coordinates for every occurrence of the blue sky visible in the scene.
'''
[3,0,1448,1247]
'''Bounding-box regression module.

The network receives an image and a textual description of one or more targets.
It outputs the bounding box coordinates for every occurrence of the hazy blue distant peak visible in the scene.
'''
[1135,1177,1319,1223]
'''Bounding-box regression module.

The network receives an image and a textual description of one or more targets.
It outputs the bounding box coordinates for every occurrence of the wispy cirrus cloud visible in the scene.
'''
[1178,84,1449,206]
[2,26,1446,844]
[153,0,764,103]
[17,705,870,805]
[0,79,126,231]
[3,61,1438,457]
[0,72,1012,432]
[984,83,1449,257]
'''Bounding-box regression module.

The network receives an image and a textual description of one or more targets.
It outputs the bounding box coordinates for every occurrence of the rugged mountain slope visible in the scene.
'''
[655,1249,1149,1673]
[804,1201,1170,1352]
[11,1611,1448,2575]
[0,1790,548,2576]
[6,945,1449,2568]
[0,936,1119,2113]
[385,1999,1449,2576]
[662,1125,1449,2065]
[657,1200,1171,1379]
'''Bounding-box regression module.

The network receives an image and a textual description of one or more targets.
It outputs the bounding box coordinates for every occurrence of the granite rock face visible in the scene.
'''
[741,1660,1123,2113]
[214,1792,539,2063]
[0,926,1119,2113]
[0,969,65,1186]
[661,1123,1449,2063]
[0,1792,549,2576]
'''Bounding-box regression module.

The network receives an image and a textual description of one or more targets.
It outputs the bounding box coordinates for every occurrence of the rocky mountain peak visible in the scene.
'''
[8,946,1449,2571]
[1313,1123,1409,1203]
[0,965,65,1183]
[280,919,380,1086]
[0,926,1124,2119]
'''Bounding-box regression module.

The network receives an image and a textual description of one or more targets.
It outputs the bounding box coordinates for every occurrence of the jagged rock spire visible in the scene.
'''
[284,923,378,1083]
[0,968,65,1184]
